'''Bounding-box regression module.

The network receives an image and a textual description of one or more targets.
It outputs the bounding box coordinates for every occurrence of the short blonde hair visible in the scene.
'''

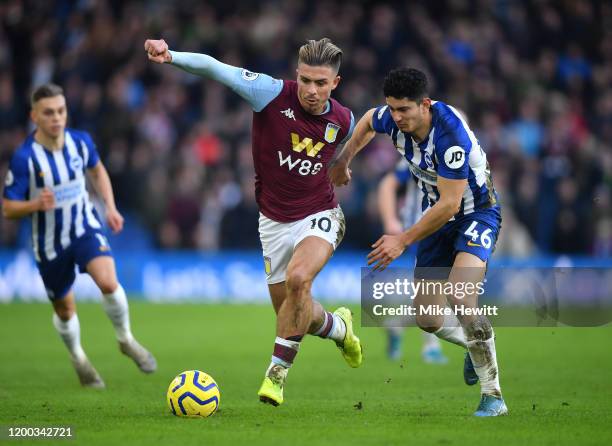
[298,38,343,73]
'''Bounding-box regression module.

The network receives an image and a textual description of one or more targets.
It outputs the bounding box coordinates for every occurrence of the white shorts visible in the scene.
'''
[258,206,346,284]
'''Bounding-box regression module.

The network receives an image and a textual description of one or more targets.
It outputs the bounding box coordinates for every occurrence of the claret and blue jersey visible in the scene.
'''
[3,129,106,264]
[168,51,356,223]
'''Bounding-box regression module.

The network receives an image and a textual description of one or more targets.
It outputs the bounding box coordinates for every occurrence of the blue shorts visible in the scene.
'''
[37,231,113,300]
[415,206,501,277]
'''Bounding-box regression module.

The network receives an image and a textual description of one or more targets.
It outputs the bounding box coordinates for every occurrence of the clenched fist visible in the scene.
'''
[144,39,172,64]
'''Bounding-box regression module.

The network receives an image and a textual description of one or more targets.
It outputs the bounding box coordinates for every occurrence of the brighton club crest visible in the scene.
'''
[324,123,340,143]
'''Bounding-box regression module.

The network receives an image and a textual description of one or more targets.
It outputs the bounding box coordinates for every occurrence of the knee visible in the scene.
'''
[463,315,493,340]
[54,302,75,321]
[96,276,118,295]
[285,269,312,297]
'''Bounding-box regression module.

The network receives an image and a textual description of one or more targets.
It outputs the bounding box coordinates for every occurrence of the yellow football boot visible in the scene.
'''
[333,307,363,368]
[258,364,286,406]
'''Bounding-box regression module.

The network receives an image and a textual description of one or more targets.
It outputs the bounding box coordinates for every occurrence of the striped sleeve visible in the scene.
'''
[371,105,395,135]
[434,117,471,180]
[76,131,100,168]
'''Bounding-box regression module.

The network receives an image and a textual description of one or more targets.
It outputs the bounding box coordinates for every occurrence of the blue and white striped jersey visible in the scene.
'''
[3,129,103,262]
[372,101,498,217]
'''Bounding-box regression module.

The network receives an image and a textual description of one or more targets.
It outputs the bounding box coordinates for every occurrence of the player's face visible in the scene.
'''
[296,63,340,115]
[31,95,67,139]
[386,97,431,134]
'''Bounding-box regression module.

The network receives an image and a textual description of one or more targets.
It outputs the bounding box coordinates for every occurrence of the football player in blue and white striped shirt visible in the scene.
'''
[330,68,507,416]
[2,84,156,388]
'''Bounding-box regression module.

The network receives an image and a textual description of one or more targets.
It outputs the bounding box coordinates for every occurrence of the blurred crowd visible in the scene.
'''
[0,0,610,256]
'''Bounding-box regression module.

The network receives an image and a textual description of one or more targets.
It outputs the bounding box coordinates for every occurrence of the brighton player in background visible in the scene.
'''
[379,159,448,364]
[2,84,157,388]
[144,37,362,406]
[330,68,507,416]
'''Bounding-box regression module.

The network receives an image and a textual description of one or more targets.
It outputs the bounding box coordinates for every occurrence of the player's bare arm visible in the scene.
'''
[377,172,403,234]
[2,188,55,219]
[368,176,466,270]
[87,161,124,233]
[329,108,377,186]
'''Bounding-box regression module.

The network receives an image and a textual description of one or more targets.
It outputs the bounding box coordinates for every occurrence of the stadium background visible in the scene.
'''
[1,0,610,301]
[0,2,611,445]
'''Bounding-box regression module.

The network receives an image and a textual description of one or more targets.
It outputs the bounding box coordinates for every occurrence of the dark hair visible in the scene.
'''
[298,38,343,73]
[31,83,64,105]
[383,68,428,102]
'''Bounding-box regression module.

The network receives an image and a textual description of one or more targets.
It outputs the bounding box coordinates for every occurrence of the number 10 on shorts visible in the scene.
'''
[310,217,332,233]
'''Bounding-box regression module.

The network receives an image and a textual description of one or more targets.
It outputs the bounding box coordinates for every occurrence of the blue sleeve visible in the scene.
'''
[394,160,411,184]
[3,151,30,201]
[169,51,283,112]
[340,111,355,144]
[434,120,471,180]
[79,131,100,168]
[371,105,395,135]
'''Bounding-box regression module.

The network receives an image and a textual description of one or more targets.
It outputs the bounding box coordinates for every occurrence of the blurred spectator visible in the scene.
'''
[0,0,609,257]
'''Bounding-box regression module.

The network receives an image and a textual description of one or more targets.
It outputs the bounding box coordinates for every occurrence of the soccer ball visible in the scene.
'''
[167,370,220,417]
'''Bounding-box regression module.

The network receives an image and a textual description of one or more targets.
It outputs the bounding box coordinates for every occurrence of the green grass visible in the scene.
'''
[0,302,611,445]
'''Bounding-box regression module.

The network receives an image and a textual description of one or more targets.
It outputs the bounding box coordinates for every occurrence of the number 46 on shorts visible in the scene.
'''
[464,221,493,249]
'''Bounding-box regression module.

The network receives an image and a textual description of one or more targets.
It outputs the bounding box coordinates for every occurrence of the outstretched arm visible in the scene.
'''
[399,176,465,245]
[144,39,282,112]
[329,108,377,186]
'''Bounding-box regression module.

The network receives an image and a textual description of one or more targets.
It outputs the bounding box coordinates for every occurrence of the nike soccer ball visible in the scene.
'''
[167,370,220,417]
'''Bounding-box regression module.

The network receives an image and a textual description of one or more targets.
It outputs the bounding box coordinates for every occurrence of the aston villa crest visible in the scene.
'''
[324,123,341,143]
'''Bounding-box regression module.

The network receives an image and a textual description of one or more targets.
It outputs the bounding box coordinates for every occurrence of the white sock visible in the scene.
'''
[329,313,346,342]
[102,284,133,343]
[433,312,467,348]
[466,332,502,396]
[422,332,442,352]
[313,311,346,343]
[53,313,86,362]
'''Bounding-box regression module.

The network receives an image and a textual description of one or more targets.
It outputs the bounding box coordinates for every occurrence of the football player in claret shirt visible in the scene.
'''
[145,37,362,406]
[330,68,508,417]
[2,84,157,388]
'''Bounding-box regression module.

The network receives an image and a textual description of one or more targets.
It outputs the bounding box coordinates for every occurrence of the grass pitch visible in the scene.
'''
[0,302,611,445]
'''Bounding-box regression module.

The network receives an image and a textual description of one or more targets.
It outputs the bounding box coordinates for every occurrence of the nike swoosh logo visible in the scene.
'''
[467,240,482,247]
